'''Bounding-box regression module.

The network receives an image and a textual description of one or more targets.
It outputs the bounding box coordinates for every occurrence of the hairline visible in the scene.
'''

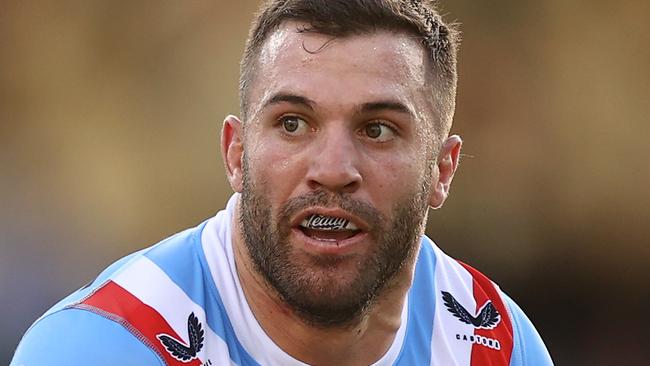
[240,22,453,141]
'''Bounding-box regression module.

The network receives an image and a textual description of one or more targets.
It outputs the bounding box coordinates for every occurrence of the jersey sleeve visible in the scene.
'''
[11,308,164,366]
[502,293,554,366]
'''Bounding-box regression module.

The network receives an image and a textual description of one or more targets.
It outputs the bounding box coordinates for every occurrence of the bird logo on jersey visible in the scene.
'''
[157,312,205,362]
[441,291,501,329]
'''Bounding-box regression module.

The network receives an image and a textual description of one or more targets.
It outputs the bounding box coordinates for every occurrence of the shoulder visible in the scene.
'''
[11,308,164,366]
[502,293,554,366]
[413,237,553,365]
[11,222,211,366]
[449,258,554,366]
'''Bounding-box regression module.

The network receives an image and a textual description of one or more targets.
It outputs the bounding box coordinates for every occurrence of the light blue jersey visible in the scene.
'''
[12,195,553,365]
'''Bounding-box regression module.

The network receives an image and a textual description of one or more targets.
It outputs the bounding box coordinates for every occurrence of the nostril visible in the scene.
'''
[307,179,322,190]
[306,170,362,193]
[343,180,361,193]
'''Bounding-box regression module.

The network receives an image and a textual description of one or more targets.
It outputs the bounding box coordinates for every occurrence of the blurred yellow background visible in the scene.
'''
[1,1,648,364]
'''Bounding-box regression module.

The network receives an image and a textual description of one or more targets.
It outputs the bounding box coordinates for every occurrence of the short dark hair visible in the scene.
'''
[239,0,460,134]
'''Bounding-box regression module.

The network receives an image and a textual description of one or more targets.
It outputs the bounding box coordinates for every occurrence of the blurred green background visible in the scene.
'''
[1,1,648,364]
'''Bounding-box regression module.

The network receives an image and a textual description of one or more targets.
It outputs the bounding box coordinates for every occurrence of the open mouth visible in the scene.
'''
[298,214,362,242]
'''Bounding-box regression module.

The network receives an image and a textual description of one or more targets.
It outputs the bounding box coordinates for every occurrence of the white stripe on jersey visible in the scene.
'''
[202,195,308,366]
[429,243,475,366]
[112,256,234,365]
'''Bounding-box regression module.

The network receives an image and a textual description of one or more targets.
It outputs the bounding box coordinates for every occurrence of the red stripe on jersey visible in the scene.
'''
[458,261,514,366]
[76,280,203,366]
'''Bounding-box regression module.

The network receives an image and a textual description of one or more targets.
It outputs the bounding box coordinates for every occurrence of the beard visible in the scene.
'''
[239,164,430,328]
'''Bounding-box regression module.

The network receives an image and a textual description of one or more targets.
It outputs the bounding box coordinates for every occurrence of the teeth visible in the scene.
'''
[300,214,358,231]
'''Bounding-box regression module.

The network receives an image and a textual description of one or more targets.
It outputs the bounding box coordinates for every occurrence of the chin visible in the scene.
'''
[274,249,381,326]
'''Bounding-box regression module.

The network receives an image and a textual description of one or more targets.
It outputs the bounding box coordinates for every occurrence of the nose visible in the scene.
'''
[305,125,362,194]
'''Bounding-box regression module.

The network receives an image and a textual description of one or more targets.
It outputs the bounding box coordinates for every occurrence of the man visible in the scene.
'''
[12,0,553,365]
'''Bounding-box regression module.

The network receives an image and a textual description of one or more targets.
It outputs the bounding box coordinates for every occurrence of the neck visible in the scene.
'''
[231,210,416,366]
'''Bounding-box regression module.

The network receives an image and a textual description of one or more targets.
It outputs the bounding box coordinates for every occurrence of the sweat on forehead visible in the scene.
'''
[248,23,432,116]
[259,23,427,76]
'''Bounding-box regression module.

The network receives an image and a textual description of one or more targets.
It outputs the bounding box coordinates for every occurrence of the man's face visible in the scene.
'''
[232,23,445,326]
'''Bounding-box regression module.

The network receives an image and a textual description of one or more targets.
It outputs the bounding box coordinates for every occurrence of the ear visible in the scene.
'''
[429,135,462,209]
[221,115,244,192]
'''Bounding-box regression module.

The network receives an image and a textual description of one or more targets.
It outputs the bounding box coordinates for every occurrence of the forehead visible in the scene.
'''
[248,22,433,120]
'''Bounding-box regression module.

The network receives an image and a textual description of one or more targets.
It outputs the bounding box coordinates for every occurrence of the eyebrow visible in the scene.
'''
[261,92,414,118]
[263,93,316,111]
[358,101,414,117]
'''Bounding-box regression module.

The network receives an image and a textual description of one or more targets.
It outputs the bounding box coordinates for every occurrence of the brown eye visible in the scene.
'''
[280,116,307,134]
[365,123,382,139]
[363,122,395,142]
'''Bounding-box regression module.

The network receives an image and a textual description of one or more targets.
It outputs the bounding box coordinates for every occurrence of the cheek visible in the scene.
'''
[363,150,428,198]
[245,137,307,193]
